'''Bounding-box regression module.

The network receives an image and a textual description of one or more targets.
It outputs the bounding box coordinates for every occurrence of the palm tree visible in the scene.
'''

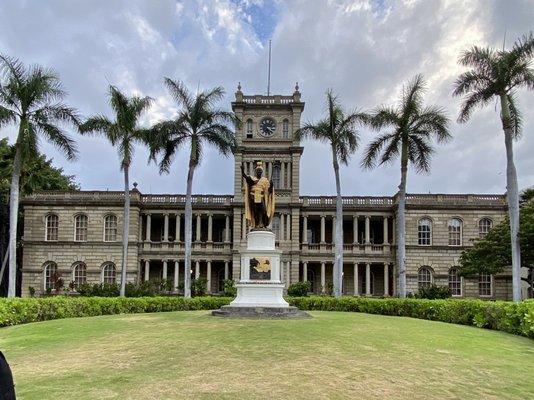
[296,90,364,297]
[80,86,152,297]
[453,32,533,301]
[362,74,450,298]
[149,78,237,298]
[0,55,79,297]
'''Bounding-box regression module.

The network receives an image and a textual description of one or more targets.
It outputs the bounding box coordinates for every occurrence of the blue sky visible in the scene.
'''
[0,0,533,196]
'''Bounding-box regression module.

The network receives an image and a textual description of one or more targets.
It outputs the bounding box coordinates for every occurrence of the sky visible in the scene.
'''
[0,0,533,196]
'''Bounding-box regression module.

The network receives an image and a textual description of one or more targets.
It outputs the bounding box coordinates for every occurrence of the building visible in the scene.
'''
[20,85,512,299]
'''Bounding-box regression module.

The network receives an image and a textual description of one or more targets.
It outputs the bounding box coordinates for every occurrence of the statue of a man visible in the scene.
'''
[242,161,275,229]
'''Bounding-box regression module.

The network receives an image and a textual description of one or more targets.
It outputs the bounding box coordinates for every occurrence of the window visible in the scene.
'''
[104,214,118,242]
[417,218,432,245]
[448,218,462,246]
[45,214,59,241]
[43,262,58,290]
[272,164,281,189]
[448,267,462,296]
[479,273,492,296]
[75,214,88,241]
[282,119,289,139]
[72,262,87,287]
[418,266,433,289]
[478,218,493,238]
[272,215,280,240]
[246,119,253,138]
[102,263,116,284]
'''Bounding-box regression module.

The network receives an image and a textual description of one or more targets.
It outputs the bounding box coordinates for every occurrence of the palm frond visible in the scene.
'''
[0,105,17,127]
[33,120,77,160]
[506,92,523,137]
[413,106,451,143]
[0,54,25,86]
[452,70,492,97]
[408,134,433,173]
[510,31,534,63]
[366,106,400,131]
[401,74,425,120]
[457,88,494,123]
[164,78,192,109]
[361,133,396,169]
[198,123,236,157]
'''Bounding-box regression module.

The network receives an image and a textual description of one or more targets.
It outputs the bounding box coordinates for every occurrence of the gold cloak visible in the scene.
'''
[243,175,275,228]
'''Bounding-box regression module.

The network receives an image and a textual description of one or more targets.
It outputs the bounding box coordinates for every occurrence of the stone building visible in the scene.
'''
[20,86,512,299]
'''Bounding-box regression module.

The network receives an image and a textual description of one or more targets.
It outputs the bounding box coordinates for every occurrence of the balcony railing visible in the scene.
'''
[140,241,231,252]
[300,243,390,255]
[141,194,233,205]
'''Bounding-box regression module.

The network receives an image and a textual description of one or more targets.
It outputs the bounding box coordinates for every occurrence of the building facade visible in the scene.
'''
[20,86,512,299]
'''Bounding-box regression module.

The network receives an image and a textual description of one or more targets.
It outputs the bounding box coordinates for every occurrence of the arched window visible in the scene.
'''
[45,214,59,241]
[448,267,461,296]
[74,214,88,242]
[272,164,281,189]
[478,218,493,238]
[417,218,432,246]
[479,273,492,296]
[272,215,280,240]
[418,266,433,289]
[448,218,462,246]
[102,262,116,284]
[43,261,58,290]
[246,119,253,138]
[72,262,87,287]
[104,214,118,242]
[282,119,289,139]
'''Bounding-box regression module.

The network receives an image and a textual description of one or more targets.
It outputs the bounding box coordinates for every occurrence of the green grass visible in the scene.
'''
[1,311,533,400]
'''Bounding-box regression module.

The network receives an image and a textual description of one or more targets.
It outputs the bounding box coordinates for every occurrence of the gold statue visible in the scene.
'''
[242,161,275,229]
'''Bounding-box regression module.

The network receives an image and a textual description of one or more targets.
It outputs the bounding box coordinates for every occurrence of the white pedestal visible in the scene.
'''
[229,230,290,308]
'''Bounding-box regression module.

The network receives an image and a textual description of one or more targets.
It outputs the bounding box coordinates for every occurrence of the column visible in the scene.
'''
[332,216,336,242]
[365,263,371,295]
[207,214,213,242]
[280,212,285,241]
[163,214,169,242]
[195,261,200,279]
[383,216,388,245]
[286,214,291,241]
[162,260,168,281]
[384,262,389,296]
[225,215,230,242]
[286,261,291,286]
[268,161,272,179]
[196,214,201,241]
[353,215,358,244]
[174,260,179,292]
[207,261,212,294]
[353,262,359,296]
[302,215,308,244]
[138,214,143,240]
[303,261,308,282]
[176,213,181,242]
[365,216,371,244]
[145,214,151,242]
[281,162,285,188]
[144,260,150,281]
[224,261,229,280]
[321,262,326,293]
[241,212,246,239]
[320,215,326,243]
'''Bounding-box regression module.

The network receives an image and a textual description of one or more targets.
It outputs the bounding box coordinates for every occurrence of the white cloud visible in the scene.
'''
[0,0,532,196]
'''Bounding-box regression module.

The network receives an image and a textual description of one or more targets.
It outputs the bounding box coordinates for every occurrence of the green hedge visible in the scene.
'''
[287,296,534,339]
[1,296,533,339]
[0,296,233,327]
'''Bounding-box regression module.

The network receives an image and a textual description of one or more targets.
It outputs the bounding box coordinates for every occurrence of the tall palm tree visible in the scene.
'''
[362,74,450,298]
[296,90,364,297]
[0,54,79,297]
[453,32,533,301]
[149,78,237,298]
[80,86,152,297]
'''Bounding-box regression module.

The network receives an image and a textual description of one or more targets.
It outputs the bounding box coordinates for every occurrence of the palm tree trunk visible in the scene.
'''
[183,157,196,299]
[120,164,130,297]
[500,94,522,301]
[332,149,343,298]
[397,140,409,298]
[7,143,22,298]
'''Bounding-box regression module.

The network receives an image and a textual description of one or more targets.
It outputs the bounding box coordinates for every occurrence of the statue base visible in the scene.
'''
[212,230,309,318]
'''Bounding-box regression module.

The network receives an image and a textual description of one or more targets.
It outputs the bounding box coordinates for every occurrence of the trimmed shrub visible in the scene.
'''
[191,278,208,297]
[418,284,452,299]
[287,281,311,297]
[287,296,534,339]
[0,296,233,327]
[223,279,237,297]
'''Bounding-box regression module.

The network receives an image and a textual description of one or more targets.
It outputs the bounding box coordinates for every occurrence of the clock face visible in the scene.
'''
[259,117,276,137]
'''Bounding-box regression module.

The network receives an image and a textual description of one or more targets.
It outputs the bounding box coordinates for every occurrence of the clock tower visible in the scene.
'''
[231,83,305,284]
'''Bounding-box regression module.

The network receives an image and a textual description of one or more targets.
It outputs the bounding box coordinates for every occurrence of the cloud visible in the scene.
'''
[0,0,532,196]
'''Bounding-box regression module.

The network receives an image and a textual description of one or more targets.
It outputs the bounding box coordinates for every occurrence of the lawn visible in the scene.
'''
[1,311,533,400]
